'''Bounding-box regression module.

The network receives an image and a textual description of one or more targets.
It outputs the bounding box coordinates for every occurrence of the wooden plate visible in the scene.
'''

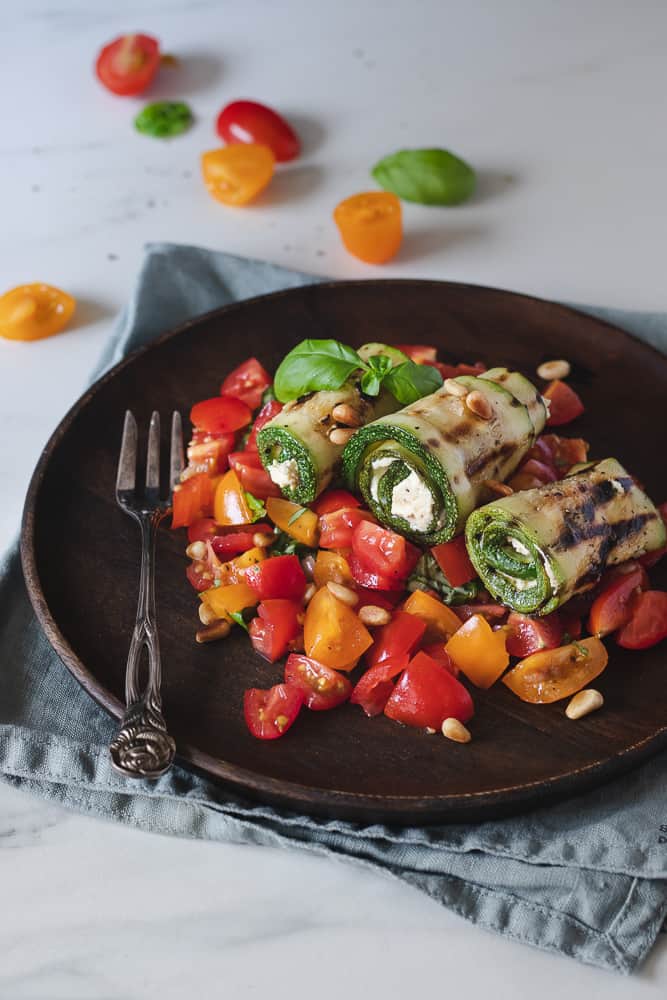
[21,280,667,824]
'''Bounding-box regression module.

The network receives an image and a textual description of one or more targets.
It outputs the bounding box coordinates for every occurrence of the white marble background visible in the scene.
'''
[1,0,666,995]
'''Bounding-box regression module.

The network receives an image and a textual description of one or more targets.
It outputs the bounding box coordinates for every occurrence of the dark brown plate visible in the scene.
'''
[21,280,667,824]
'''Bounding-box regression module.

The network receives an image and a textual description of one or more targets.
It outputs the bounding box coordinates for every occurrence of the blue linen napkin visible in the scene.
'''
[1,242,666,974]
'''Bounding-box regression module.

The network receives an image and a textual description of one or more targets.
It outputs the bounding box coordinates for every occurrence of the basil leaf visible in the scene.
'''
[407,553,479,606]
[273,339,364,402]
[270,528,315,558]
[229,611,249,632]
[383,360,443,405]
[244,491,266,521]
[134,101,193,139]
[372,148,476,206]
[360,369,381,396]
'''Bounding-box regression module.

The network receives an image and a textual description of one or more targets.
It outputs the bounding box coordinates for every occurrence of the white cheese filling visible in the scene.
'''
[369,456,394,501]
[390,470,434,533]
[268,458,300,490]
[509,538,530,556]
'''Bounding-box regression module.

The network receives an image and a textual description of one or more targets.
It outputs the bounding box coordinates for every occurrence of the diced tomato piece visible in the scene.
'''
[395,344,437,363]
[266,497,319,546]
[588,564,649,637]
[350,656,409,717]
[560,610,583,641]
[403,590,462,642]
[186,428,236,476]
[505,611,564,658]
[186,562,214,592]
[220,358,271,411]
[420,643,459,675]
[171,474,213,529]
[245,399,283,451]
[519,458,559,484]
[544,380,585,427]
[210,526,270,559]
[615,591,667,650]
[426,360,486,380]
[318,507,376,549]
[538,434,589,472]
[244,683,303,739]
[187,518,219,544]
[431,536,477,588]
[366,610,426,668]
[248,599,301,662]
[456,602,508,624]
[384,651,474,729]
[350,520,420,589]
[190,396,252,435]
[245,554,306,601]
[284,654,352,710]
[355,587,402,610]
[446,614,509,688]
[313,489,362,516]
[229,450,282,498]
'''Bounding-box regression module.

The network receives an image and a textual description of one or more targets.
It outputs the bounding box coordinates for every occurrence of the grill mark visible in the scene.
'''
[466,440,515,477]
[554,511,656,552]
[426,436,441,449]
[440,420,478,444]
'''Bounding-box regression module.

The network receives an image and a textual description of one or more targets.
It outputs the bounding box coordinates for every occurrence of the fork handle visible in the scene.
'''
[110,511,176,779]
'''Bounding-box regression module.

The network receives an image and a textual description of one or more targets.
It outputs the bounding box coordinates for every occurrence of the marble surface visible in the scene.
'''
[1,0,666,995]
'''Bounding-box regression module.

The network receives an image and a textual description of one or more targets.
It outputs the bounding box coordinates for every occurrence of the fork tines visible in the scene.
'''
[116,410,184,507]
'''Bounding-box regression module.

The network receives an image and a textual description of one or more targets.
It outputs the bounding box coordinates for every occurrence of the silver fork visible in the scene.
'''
[109,410,184,780]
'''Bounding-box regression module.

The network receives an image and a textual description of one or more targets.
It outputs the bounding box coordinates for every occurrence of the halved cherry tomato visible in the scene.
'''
[186,428,235,475]
[191,396,251,435]
[403,590,462,642]
[350,520,419,589]
[333,192,402,265]
[366,610,426,668]
[266,496,319,546]
[95,33,160,96]
[313,551,354,589]
[220,358,272,411]
[245,554,306,601]
[445,614,509,688]
[284,654,352,710]
[503,637,608,703]
[249,599,302,662]
[201,144,275,206]
[246,399,283,450]
[350,656,409,717]
[421,643,459,675]
[588,563,649,637]
[616,591,667,649]
[216,100,300,163]
[172,473,213,529]
[318,507,376,549]
[228,451,281,499]
[213,469,255,526]
[384,651,474,729]
[200,581,258,621]
[303,586,373,670]
[244,683,303,739]
[431,536,477,588]
[505,611,564,658]
[210,525,272,559]
[312,489,362,516]
[0,283,76,342]
[395,344,437,364]
[544,380,585,426]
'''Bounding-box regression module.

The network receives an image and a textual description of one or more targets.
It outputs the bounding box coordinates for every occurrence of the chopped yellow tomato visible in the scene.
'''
[445,614,509,689]
[266,496,319,547]
[200,581,258,620]
[333,192,402,264]
[313,550,354,589]
[0,283,76,342]
[503,637,608,704]
[217,546,266,586]
[303,586,373,670]
[403,589,462,642]
[201,144,275,206]
[214,469,254,525]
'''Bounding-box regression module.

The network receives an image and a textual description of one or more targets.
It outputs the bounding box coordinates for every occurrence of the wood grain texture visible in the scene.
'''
[20,280,667,824]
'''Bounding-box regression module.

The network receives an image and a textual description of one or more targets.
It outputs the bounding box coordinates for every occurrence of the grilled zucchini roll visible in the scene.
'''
[342,370,546,545]
[465,458,667,615]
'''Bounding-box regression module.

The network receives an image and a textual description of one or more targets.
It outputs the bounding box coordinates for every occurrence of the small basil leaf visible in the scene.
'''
[372,148,476,206]
[134,101,193,139]
[368,354,393,378]
[383,360,443,405]
[287,506,308,526]
[244,491,266,522]
[229,611,249,632]
[273,339,364,402]
[360,369,382,396]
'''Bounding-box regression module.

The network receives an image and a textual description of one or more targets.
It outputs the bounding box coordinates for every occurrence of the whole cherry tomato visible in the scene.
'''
[333,192,402,264]
[216,101,300,163]
[95,33,160,96]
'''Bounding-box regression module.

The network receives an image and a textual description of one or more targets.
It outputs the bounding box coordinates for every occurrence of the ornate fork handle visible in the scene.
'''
[110,510,176,779]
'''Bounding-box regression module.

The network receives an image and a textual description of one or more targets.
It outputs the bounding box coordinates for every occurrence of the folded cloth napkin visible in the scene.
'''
[1,243,666,974]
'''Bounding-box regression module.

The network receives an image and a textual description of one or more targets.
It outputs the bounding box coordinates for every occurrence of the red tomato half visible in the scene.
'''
[244,684,303,739]
[95,33,160,96]
[187,518,219,544]
[420,643,459,675]
[249,599,302,662]
[431,536,477,588]
[350,521,420,589]
[456,602,508,624]
[284,654,352,710]
[313,489,362,516]
[210,525,272,559]
[216,101,300,162]
[318,507,376,549]
[544,380,585,427]
[245,554,306,601]
[350,656,409,717]
[220,358,272,411]
[505,612,564,658]
[384,651,474,729]
[187,428,235,475]
[246,399,283,451]
[367,610,426,668]
[395,344,437,363]
[229,450,281,498]
[615,591,667,649]
[191,396,251,435]
[588,563,648,636]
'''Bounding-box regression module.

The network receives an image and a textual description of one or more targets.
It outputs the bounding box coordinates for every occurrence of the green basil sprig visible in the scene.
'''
[384,359,443,404]
[372,148,476,206]
[134,101,193,139]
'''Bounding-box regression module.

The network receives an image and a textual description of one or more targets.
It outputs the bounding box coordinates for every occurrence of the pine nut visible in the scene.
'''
[186,540,207,560]
[332,403,362,427]
[304,582,317,603]
[301,554,316,580]
[565,688,604,720]
[465,391,493,420]
[195,619,232,643]
[198,602,220,626]
[483,479,514,497]
[444,378,468,397]
[253,531,273,548]
[326,581,359,606]
[328,427,356,446]
[358,605,392,627]
[537,359,571,381]
[441,718,472,743]
[425,727,437,735]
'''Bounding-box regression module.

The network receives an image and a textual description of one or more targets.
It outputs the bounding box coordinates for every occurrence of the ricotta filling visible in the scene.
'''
[369,456,394,502]
[390,469,434,533]
[268,458,300,490]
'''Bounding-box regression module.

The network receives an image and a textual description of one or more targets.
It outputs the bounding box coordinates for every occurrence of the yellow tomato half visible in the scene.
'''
[0,284,75,342]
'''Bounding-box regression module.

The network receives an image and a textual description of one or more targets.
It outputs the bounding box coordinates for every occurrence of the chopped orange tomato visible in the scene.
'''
[502,637,608,703]
[403,590,461,642]
[266,496,319,547]
[313,550,354,589]
[213,469,254,525]
[201,144,275,206]
[303,586,373,670]
[199,581,258,620]
[217,546,266,586]
[333,192,402,264]
[445,614,509,689]
[172,473,214,529]
[0,283,76,342]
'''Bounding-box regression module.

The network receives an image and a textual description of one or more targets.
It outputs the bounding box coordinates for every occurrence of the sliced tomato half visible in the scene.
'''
[505,611,564,658]
[220,358,272,411]
[615,591,667,650]
[284,654,352,710]
[190,396,252,435]
[350,656,409,717]
[384,651,474,729]
[544,380,585,427]
[95,33,160,96]
[243,684,303,739]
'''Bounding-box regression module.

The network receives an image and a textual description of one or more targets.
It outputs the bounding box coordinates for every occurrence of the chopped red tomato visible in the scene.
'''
[187,518,219,544]
[355,587,402,610]
[186,428,235,476]
[249,599,302,662]
[313,489,362,516]
[544,380,585,427]
[228,450,281,498]
[190,396,251,435]
[95,33,160,96]
[538,434,589,472]
[245,399,283,451]
[220,358,272,411]
[395,344,437,363]
[245,554,306,601]
[244,683,303,739]
[284,654,352,710]
[588,563,649,637]
[318,507,376,550]
[456,602,508,624]
[350,656,409,716]
[350,521,420,589]
[505,611,564,658]
[186,562,214,592]
[384,651,474,729]
[426,360,486,380]
[431,536,477,587]
[420,643,459,675]
[615,591,667,650]
[366,610,426,667]
[210,525,271,560]
[172,474,213,529]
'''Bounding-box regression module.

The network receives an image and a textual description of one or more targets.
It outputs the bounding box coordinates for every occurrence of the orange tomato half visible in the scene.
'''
[201,144,275,206]
[502,637,608,703]
[0,284,76,342]
[333,192,402,264]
